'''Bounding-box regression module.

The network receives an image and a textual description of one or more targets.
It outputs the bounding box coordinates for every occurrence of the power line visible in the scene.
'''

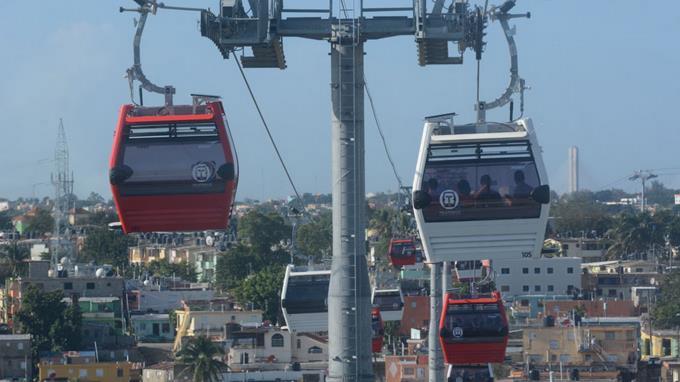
[233,57,307,214]
[365,79,404,190]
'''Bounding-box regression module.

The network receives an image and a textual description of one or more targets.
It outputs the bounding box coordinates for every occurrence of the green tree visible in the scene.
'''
[645,181,677,207]
[87,211,120,227]
[215,244,256,291]
[295,211,332,262]
[175,335,228,382]
[24,208,54,234]
[146,260,198,283]
[15,286,82,353]
[238,210,290,253]
[551,191,613,236]
[79,228,135,269]
[86,192,106,205]
[607,212,665,260]
[0,211,12,230]
[233,265,285,323]
[0,242,29,282]
[653,270,680,329]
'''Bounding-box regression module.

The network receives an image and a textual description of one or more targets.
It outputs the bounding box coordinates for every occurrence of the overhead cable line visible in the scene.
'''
[365,79,404,190]
[233,57,307,215]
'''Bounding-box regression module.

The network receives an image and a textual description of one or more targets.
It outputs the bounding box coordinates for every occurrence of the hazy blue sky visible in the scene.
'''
[1,1,679,201]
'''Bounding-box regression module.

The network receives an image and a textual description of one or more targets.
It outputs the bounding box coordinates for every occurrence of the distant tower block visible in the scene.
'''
[568,146,579,193]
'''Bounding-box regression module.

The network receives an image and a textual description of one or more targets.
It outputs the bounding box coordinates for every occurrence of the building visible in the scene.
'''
[131,314,174,342]
[142,362,191,382]
[5,262,125,328]
[523,317,639,373]
[126,282,215,313]
[0,334,32,380]
[493,257,582,298]
[399,295,429,336]
[384,355,428,382]
[641,327,680,360]
[39,356,141,382]
[173,308,263,351]
[543,300,638,319]
[560,237,610,262]
[581,260,659,300]
[69,297,134,349]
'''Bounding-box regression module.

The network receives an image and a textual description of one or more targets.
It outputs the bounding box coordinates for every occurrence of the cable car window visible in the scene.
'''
[422,140,541,222]
[374,294,403,311]
[372,316,384,336]
[283,275,330,314]
[390,242,415,257]
[442,304,507,340]
[118,122,228,196]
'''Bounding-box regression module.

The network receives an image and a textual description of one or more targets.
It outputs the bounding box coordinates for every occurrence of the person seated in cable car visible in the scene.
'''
[512,170,533,198]
[456,179,474,207]
[474,174,502,207]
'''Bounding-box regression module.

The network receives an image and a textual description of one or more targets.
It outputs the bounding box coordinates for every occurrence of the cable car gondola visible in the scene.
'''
[447,364,494,382]
[439,291,509,364]
[109,101,238,233]
[371,307,384,353]
[371,287,405,322]
[388,238,417,266]
[280,265,330,332]
[454,259,490,283]
[412,116,550,264]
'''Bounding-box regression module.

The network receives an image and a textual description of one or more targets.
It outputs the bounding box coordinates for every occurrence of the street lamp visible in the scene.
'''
[629,170,658,212]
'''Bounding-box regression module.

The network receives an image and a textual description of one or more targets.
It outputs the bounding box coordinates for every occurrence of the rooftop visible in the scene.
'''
[0,334,31,341]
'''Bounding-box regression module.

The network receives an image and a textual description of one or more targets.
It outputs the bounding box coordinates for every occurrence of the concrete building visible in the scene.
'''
[384,355,428,382]
[142,362,191,382]
[131,314,173,342]
[582,261,659,300]
[38,351,141,382]
[5,261,125,327]
[66,297,134,350]
[523,318,639,373]
[543,300,638,320]
[0,334,32,380]
[493,257,582,298]
[399,295,429,336]
[126,285,215,313]
[641,327,680,360]
[560,237,611,262]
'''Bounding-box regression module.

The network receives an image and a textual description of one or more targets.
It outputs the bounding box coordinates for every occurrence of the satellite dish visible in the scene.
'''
[96,268,106,278]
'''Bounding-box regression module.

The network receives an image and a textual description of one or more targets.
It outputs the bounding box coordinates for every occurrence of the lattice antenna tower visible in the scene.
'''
[50,118,74,273]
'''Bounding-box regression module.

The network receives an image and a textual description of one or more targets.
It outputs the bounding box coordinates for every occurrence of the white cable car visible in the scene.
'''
[454,259,490,282]
[371,287,405,322]
[280,265,330,332]
[412,116,550,264]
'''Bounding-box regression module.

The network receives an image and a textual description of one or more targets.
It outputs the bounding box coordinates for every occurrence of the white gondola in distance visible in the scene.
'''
[280,265,330,333]
[371,287,405,322]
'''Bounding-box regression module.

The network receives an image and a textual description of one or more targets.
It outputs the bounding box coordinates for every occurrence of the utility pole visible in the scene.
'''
[429,262,444,382]
[629,170,657,212]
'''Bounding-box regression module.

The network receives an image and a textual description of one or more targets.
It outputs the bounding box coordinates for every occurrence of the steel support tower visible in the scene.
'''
[195,0,490,379]
[51,118,74,272]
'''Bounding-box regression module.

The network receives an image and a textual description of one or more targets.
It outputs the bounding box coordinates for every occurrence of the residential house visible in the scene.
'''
[385,355,428,382]
[560,237,611,262]
[131,314,174,342]
[493,257,582,298]
[38,351,141,382]
[582,260,659,300]
[399,296,429,336]
[0,334,32,380]
[142,362,191,382]
[641,327,680,360]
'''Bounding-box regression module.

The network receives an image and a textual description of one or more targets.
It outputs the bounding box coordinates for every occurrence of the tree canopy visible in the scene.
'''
[551,191,613,236]
[24,207,54,234]
[16,286,82,353]
[237,210,290,254]
[295,211,332,262]
[146,259,198,283]
[79,228,135,269]
[233,265,285,323]
[653,270,680,329]
[176,335,228,382]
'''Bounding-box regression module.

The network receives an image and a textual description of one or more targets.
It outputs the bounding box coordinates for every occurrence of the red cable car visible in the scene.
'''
[109,101,238,233]
[371,307,384,353]
[439,291,509,364]
[388,239,417,266]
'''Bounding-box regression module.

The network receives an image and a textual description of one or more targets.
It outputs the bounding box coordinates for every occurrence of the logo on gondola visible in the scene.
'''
[192,162,215,183]
[439,189,459,210]
[452,326,464,338]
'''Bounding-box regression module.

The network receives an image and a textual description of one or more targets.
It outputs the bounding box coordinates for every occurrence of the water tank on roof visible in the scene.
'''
[96,268,107,278]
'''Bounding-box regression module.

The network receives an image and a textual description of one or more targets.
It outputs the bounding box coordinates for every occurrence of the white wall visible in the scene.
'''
[494,257,582,298]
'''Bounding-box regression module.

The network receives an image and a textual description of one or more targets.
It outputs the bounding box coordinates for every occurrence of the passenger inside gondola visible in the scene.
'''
[474,174,502,207]
[441,305,508,341]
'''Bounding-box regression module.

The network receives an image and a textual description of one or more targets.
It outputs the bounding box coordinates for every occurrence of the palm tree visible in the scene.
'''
[175,335,228,382]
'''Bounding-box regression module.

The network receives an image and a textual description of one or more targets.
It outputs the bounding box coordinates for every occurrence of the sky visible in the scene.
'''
[1,1,679,201]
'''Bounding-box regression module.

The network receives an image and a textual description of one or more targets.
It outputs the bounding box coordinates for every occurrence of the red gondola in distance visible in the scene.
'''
[109,101,238,233]
[439,291,509,365]
[371,307,384,353]
[388,238,417,266]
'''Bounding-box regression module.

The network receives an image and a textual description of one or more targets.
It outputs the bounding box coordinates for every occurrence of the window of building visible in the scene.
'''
[308,346,323,354]
[501,268,510,274]
[297,339,301,349]
[522,285,529,292]
[64,282,73,290]
[663,339,672,356]
[534,267,541,274]
[608,289,617,297]
[547,285,554,292]
[86,282,95,290]
[522,267,529,274]
[549,340,559,350]
[96,369,104,377]
[567,285,574,294]
[17,342,23,350]
[547,267,554,274]
[403,367,415,376]
[271,333,284,348]
[560,354,571,363]
[551,354,557,362]
[534,285,541,292]
[162,323,170,333]
[567,267,574,274]
[501,285,510,292]
[79,369,88,378]
[604,331,615,340]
